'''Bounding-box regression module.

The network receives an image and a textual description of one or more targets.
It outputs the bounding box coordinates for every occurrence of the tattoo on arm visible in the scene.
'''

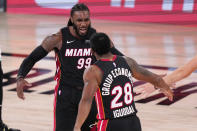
[127,57,159,84]
[127,57,170,90]
[42,31,62,52]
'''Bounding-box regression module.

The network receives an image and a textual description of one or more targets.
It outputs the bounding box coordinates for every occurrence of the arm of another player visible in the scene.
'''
[124,56,173,101]
[164,55,197,85]
[74,65,101,131]
[135,55,197,99]
[135,74,169,99]
[16,31,62,100]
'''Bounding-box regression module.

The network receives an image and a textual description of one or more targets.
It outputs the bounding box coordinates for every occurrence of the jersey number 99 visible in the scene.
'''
[77,57,92,69]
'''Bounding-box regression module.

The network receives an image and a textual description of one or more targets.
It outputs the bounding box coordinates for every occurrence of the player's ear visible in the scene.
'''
[91,49,94,54]
[91,49,97,57]
[110,41,114,48]
[71,17,74,24]
[67,18,73,26]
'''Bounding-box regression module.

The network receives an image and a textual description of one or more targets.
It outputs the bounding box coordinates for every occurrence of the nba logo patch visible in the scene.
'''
[113,62,116,67]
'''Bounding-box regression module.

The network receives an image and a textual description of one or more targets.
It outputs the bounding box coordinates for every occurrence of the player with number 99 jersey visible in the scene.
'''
[54,27,97,131]
[55,27,96,87]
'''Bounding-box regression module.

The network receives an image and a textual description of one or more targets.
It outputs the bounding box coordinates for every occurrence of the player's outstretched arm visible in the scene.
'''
[16,32,62,99]
[74,65,102,131]
[134,83,156,98]
[135,55,197,99]
[164,55,197,85]
[124,56,173,101]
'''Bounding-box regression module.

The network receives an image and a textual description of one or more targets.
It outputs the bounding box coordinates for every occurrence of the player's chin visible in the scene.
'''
[79,28,88,35]
[79,31,87,36]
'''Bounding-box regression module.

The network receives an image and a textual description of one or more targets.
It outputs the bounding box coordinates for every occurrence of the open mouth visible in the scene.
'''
[79,28,87,35]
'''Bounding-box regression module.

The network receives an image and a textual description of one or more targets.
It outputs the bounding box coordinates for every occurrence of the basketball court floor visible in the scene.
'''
[0,13,197,131]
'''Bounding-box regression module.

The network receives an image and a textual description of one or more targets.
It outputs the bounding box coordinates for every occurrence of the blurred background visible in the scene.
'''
[0,0,197,131]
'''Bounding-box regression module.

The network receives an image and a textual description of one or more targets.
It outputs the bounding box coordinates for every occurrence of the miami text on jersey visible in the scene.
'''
[65,48,92,57]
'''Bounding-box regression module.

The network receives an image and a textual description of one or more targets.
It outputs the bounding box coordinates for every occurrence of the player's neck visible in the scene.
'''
[96,53,114,61]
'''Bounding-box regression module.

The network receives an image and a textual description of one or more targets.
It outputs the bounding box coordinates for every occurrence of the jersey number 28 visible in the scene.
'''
[111,82,133,109]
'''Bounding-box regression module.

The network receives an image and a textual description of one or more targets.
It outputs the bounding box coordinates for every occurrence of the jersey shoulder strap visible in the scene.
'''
[61,27,69,42]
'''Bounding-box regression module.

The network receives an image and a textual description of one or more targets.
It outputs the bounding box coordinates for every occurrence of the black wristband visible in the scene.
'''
[17,45,48,78]
[16,75,24,81]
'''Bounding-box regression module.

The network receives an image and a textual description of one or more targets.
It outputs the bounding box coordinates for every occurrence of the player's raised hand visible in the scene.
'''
[135,83,156,99]
[163,75,176,89]
[159,87,174,101]
[134,73,176,99]
[16,78,32,100]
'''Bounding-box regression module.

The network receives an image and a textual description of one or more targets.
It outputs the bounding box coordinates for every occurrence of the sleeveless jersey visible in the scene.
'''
[55,27,96,88]
[94,55,137,120]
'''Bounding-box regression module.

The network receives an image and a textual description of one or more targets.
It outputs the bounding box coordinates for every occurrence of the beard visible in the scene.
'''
[73,23,91,40]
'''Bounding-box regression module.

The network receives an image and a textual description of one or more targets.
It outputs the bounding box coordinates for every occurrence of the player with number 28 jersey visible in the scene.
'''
[94,55,137,120]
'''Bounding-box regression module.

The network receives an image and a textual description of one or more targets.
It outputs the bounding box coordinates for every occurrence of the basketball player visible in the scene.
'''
[16,3,123,131]
[73,33,173,131]
[135,55,197,98]
[0,50,20,131]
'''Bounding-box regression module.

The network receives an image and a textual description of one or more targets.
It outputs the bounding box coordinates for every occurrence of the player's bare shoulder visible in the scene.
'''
[41,31,62,52]
[83,65,103,84]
